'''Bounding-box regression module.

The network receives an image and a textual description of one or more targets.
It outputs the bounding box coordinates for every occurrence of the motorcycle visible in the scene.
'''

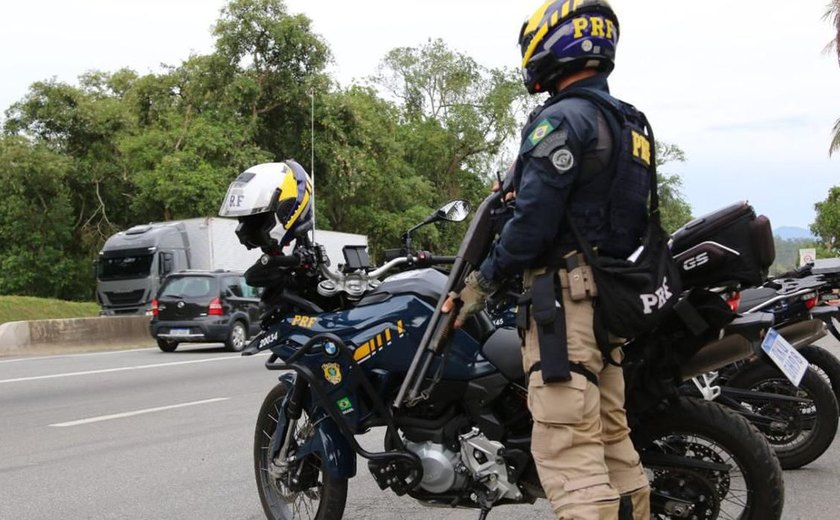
[702,275,840,469]
[244,194,783,520]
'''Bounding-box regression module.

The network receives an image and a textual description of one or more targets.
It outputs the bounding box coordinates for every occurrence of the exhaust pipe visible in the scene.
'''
[776,319,827,349]
[680,334,754,382]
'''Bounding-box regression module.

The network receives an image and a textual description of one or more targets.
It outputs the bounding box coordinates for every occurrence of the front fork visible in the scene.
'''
[268,375,306,479]
[268,372,358,480]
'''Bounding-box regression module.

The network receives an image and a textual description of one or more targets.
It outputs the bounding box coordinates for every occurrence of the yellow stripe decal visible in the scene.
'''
[522,22,550,68]
[397,320,405,336]
[284,189,310,230]
[523,0,553,35]
[385,328,392,343]
[353,342,371,361]
[376,334,383,348]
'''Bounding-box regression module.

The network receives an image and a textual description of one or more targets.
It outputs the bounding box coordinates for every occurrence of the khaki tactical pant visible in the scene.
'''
[523,268,650,519]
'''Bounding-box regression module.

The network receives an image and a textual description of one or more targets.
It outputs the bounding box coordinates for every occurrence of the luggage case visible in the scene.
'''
[670,201,775,289]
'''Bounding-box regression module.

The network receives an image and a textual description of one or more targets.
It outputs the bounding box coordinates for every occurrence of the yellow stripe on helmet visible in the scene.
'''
[284,184,311,230]
[522,0,554,36]
[521,21,550,69]
[277,165,299,203]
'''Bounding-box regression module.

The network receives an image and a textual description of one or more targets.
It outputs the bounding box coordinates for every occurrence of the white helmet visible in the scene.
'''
[219,161,313,250]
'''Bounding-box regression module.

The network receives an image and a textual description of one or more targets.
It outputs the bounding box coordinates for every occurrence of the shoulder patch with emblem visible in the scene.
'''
[551,149,575,173]
[527,118,556,146]
[532,129,569,158]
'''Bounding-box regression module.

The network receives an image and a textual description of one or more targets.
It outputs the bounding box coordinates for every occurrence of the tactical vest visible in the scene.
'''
[533,87,654,261]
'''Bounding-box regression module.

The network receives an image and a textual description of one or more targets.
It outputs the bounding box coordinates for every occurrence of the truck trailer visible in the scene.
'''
[95,217,366,315]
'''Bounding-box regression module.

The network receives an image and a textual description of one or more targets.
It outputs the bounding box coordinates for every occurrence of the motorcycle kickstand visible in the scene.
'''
[477,508,491,520]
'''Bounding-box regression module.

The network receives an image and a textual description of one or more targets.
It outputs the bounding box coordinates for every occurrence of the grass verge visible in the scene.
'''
[0,295,100,324]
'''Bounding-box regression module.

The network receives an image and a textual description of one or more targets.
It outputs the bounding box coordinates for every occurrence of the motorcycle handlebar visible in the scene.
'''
[260,254,301,268]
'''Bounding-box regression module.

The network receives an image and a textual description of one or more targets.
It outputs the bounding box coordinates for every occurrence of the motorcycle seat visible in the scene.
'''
[737,287,778,313]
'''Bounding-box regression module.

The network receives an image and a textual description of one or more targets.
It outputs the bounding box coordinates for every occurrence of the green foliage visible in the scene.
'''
[0,137,92,299]
[0,0,692,299]
[655,141,693,233]
[812,186,840,254]
[770,237,819,275]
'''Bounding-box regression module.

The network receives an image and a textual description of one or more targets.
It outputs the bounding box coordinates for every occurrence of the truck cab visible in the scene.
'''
[96,223,188,315]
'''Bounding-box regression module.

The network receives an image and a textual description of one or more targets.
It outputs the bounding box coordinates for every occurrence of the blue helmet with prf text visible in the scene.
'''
[519,0,620,94]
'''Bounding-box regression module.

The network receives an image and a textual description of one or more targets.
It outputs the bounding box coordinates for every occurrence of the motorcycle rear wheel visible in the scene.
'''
[633,397,784,520]
[798,344,840,404]
[727,364,839,469]
[254,382,348,520]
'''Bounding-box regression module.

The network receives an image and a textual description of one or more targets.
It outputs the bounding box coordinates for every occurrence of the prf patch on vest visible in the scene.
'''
[528,118,556,146]
[631,130,652,166]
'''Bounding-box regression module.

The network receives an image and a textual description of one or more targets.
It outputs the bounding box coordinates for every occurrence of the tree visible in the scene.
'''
[374,39,526,196]
[655,141,693,233]
[371,39,526,254]
[812,186,840,255]
[0,137,91,299]
[826,1,840,155]
[212,0,332,158]
[3,75,137,250]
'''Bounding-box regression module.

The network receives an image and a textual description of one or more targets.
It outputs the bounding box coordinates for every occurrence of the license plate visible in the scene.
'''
[761,328,808,386]
[169,328,191,336]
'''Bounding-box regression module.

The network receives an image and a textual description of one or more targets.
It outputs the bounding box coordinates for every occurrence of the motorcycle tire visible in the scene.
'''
[799,344,840,404]
[633,397,784,520]
[826,316,840,343]
[254,382,348,520]
[727,364,839,470]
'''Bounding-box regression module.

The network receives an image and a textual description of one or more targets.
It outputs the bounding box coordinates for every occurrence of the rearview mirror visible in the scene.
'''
[436,199,471,222]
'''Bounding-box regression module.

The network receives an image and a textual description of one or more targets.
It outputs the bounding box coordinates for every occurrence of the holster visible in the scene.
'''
[531,271,571,383]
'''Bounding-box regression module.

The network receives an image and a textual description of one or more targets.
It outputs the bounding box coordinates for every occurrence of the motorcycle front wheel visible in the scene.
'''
[633,397,784,520]
[254,382,348,520]
[726,363,839,469]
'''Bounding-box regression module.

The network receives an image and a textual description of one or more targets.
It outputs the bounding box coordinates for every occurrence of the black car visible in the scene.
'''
[149,270,262,352]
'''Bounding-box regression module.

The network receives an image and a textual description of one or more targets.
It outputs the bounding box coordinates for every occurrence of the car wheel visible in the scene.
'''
[226,321,248,352]
[157,339,178,352]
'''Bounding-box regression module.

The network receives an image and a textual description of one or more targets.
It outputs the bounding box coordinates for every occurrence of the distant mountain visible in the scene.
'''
[774,226,815,241]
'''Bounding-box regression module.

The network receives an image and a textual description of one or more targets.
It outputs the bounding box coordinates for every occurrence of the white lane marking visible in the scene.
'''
[49,398,230,427]
[0,353,269,385]
[0,347,157,364]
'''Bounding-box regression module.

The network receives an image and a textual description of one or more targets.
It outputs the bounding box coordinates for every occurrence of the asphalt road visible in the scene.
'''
[1,340,840,520]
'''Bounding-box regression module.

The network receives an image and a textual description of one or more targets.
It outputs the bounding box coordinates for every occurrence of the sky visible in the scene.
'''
[1,0,837,230]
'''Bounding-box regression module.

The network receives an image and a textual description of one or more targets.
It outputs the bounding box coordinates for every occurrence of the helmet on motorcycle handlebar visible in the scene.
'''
[519,0,619,94]
[218,161,313,250]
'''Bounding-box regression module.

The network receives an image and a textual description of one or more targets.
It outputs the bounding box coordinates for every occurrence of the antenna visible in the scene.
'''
[309,88,316,243]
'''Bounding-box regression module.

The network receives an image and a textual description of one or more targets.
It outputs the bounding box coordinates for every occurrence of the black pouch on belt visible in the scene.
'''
[531,272,571,383]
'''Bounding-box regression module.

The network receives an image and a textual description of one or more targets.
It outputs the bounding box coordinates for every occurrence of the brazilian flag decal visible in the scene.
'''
[336,397,353,411]
[528,119,555,146]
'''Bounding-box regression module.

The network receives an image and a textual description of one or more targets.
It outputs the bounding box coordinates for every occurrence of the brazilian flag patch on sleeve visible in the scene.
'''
[527,118,556,146]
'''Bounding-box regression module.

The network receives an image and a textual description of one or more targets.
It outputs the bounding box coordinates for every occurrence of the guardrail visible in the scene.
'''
[0,316,154,356]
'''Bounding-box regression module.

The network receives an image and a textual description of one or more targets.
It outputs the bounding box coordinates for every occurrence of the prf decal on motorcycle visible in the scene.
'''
[291,315,317,328]
[322,363,342,385]
[352,320,406,363]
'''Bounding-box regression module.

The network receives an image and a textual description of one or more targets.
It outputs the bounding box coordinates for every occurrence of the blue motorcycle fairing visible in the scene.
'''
[265,292,498,381]
[271,373,358,480]
[293,413,357,479]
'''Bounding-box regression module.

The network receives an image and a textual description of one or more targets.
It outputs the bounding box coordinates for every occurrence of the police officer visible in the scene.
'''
[443,1,651,518]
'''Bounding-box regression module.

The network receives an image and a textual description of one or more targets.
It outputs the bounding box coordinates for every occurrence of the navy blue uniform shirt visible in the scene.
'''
[479,73,614,283]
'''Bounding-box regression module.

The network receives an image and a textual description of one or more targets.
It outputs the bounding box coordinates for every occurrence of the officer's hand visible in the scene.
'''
[442,271,493,329]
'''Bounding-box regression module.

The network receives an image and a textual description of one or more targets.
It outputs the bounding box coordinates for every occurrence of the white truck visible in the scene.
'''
[95,217,366,315]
